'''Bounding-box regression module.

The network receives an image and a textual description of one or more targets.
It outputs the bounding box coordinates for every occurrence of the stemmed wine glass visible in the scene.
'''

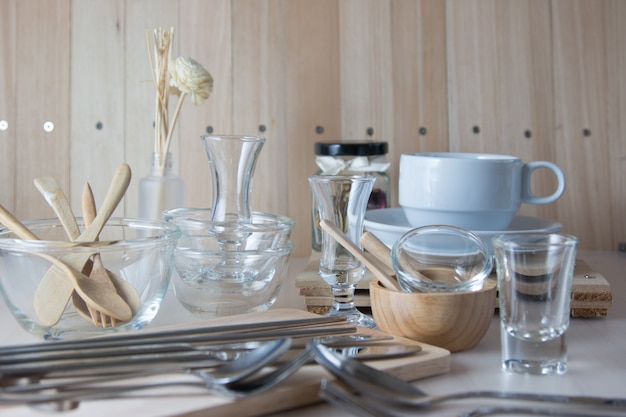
[309,174,376,328]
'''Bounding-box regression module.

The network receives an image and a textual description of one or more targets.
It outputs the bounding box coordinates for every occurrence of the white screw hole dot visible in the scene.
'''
[43,121,55,132]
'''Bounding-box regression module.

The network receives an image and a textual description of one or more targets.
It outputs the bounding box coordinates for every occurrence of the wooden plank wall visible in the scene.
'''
[0,0,624,257]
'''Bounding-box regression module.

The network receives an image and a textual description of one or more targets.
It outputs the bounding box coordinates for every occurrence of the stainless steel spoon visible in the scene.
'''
[1,338,291,389]
[310,343,626,410]
[0,339,308,404]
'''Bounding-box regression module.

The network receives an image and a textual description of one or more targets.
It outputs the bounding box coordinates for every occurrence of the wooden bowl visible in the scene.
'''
[370,279,497,352]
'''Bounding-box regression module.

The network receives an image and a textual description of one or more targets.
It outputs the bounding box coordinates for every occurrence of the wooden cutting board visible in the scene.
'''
[176,309,450,417]
[0,309,450,417]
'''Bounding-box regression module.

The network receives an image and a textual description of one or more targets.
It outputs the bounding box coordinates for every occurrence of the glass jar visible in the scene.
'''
[311,141,391,251]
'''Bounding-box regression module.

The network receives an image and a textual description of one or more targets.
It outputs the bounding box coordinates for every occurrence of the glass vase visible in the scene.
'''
[200,135,266,223]
[138,152,185,220]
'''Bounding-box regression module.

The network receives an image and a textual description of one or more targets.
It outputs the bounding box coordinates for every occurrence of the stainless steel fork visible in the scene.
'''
[311,343,626,410]
[319,379,626,417]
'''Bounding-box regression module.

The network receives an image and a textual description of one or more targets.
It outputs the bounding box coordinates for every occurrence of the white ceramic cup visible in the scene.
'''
[398,152,566,231]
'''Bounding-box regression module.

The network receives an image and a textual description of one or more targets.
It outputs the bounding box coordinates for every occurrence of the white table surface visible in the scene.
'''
[1,249,625,416]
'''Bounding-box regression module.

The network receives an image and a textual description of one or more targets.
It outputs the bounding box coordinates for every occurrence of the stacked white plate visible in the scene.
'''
[363,208,562,255]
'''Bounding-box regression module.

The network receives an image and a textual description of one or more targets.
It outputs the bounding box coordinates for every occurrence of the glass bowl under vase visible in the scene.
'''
[163,208,295,318]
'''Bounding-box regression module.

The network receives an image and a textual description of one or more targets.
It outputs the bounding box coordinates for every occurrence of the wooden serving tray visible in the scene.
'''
[0,309,450,417]
[296,256,613,318]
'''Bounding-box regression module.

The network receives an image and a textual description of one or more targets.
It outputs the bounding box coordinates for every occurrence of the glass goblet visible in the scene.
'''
[309,174,376,328]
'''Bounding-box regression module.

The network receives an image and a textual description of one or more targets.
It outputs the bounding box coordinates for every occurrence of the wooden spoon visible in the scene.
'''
[0,204,132,323]
[360,231,433,284]
[360,232,395,270]
[318,219,402,291]
[32,163,132,325]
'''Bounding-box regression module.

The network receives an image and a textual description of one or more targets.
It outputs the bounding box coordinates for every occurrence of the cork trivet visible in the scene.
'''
[296,256,612,318]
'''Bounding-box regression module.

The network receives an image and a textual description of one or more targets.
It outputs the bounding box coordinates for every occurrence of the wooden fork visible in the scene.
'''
[81,182,120,327]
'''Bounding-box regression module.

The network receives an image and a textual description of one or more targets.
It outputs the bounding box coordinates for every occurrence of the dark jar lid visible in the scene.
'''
[314,141,388,156]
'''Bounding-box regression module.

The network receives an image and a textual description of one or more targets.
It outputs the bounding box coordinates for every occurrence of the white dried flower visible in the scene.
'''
[146,28,214,171]
[169,56,213,106]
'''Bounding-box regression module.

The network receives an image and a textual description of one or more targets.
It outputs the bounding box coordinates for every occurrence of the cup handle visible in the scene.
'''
[521,161,566,204]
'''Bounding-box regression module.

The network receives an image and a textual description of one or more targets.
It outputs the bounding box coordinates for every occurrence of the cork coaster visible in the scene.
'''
[296,255,612,318]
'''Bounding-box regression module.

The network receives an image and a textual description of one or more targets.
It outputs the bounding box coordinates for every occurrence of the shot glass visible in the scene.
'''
[493,233,578,375]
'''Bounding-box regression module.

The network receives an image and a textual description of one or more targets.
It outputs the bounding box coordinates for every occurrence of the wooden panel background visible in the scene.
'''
[0,0,16,214]
[0,0,624,257]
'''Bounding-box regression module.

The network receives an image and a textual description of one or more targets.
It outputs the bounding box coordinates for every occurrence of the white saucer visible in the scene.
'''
[363,208,562,253]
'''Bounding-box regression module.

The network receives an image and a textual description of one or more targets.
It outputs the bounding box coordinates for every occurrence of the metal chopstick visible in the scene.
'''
[0,350,227,377]
[0,316,351,355]
[1,334,391,366]
[0,326,355,378]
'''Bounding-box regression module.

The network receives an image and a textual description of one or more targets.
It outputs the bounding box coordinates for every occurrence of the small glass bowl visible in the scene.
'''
[163,208,295,250]
[171,240,294,317]
[391,225,492,293]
